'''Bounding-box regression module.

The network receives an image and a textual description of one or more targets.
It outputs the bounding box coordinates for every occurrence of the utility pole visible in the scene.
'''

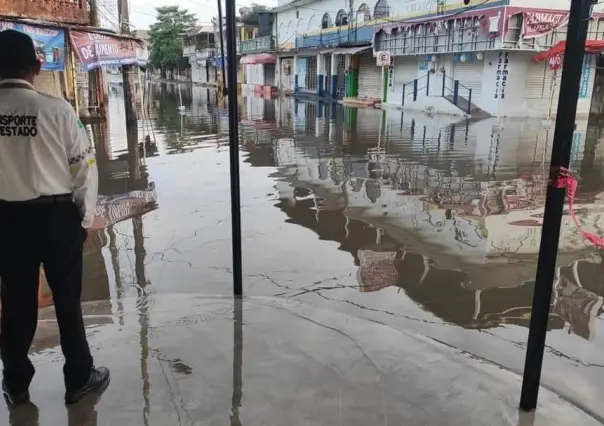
[88,0,103,119]
[118,0,138,125]
[224,0,243,295]
[519,0,595,412]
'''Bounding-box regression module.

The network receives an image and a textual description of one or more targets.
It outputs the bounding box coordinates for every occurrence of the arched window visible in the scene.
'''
[335,9,349,27]
[357,3,371,22]
[321,12,333,29]
[285,21,292,42]
[296,17,306,35]
[307,15,316,31]
[374,0,389,19]
[357,3,371,23]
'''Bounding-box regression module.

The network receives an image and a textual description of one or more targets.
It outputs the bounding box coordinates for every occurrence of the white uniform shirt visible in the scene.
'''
[0,79,98,228]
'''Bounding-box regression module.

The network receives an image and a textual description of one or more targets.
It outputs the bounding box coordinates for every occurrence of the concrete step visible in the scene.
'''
[444,94,491,118]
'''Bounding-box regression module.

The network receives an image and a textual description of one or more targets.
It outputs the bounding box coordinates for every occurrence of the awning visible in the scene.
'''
[331,46,371,55]
[240,53,276,64]
[532,40,604,62]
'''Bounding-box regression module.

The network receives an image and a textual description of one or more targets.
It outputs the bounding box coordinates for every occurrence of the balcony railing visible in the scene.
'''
[238,36,275,54]
[1,0,89,25]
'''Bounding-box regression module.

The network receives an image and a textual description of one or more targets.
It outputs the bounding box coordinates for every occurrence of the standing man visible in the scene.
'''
[0,30,109,405]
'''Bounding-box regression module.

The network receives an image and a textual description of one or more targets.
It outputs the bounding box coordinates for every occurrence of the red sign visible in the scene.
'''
[69,30,145,72]
[548,54,562,70]
[522,11,569,38]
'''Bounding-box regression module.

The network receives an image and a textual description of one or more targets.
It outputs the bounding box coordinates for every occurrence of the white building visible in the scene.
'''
[182,25,216,85]
[270,0,604,117]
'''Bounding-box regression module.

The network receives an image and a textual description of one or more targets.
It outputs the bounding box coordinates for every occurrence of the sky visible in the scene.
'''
[123,0,279,29]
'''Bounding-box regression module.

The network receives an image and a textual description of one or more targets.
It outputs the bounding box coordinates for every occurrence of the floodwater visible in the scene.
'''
[10,82,604,424]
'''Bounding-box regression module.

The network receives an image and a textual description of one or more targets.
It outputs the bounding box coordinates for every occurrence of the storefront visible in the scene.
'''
[357,50,382,100]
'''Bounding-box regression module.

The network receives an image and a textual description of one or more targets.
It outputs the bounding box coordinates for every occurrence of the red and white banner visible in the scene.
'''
[522,11,569,38]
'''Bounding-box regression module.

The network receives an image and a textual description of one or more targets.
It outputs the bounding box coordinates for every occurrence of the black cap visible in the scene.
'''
[0,29,38,77]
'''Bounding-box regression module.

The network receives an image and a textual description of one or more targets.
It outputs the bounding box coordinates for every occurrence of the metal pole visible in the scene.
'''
[217,0,228,96]
[224,0,243,295]
[520,0,594,412]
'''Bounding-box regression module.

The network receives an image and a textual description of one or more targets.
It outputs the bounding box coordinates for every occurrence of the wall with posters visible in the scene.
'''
[0,20,65,71]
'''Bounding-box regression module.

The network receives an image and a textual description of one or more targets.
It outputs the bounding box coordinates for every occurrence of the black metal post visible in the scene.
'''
[217,0,227,96]
[441,71,446,97]
[402,83,406,106]
[520,0,593,412]
[453,80,459,105]
[426,72,430,96]
[413,79,418,101]
[467,88,472,114]
[224,0,243,296]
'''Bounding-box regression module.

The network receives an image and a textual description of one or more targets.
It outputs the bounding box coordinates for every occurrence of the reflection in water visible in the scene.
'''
[239,96,604,343]
[26,85,604,423]
[231,298,243,426]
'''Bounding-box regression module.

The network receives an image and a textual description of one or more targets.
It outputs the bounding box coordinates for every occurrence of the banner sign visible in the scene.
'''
[70,30,147,72]
[0,20,65,71]
[522,11,569,38]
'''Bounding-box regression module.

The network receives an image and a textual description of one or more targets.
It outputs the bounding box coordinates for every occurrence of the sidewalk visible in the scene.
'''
[2,294,600,425]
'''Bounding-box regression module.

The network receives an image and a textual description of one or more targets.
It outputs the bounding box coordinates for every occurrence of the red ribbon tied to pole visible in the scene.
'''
[551,167,604,248]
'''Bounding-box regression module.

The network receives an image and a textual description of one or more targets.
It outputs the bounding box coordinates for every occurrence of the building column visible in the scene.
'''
[330,53,337,98]
[316,54,324,97]
[315,102,323,138]
[293,56,299,92]
[328,103,336,142]
[346,54,359,98]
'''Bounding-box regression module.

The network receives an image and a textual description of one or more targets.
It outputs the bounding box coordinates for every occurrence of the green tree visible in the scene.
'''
[238,3,269,24]
[149,6,196,74]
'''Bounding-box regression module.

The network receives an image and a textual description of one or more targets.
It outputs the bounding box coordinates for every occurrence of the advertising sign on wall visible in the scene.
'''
[70,30,147,72]
[579,55,592,98]
[521,11,569,39]
[0,21,65,71]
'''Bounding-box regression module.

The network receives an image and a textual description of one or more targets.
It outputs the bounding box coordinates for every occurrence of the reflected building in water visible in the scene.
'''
[241,98,604,342]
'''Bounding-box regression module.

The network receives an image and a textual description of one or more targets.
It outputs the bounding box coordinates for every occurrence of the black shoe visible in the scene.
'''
[65,367,110,405]
[2,380,30,406]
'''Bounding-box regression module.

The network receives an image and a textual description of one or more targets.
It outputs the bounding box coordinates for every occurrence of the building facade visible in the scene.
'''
[269,0,604,117]
[182,25,216,85]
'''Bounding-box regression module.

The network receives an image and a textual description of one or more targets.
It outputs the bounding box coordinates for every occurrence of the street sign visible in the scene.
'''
[376,51,391,67]
[548,54,562,70]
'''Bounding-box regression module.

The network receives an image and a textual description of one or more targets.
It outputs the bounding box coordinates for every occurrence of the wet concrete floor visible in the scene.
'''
[5,82,604,424]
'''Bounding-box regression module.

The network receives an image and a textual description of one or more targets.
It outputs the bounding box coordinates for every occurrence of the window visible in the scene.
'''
[335,9,349,27]
[357,4,371,24]
[321,13,333,29]
[307,15,316,31]
[374,0,389,19]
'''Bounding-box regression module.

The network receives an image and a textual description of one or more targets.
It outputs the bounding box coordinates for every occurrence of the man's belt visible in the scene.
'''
[0,194,73,205]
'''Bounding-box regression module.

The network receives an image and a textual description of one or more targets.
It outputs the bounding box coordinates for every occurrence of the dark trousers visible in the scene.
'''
[0,199,93,393]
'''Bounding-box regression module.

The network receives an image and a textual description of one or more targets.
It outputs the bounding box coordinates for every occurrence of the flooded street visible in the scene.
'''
[9,84,604,424]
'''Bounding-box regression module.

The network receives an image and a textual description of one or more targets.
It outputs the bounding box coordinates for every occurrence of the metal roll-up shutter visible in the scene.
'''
[524,62,560,114]
[393,56,417,85]
[524,62,547,99]
[34,71,63,97]
[453,59,484,98]
[358,51,382,99]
